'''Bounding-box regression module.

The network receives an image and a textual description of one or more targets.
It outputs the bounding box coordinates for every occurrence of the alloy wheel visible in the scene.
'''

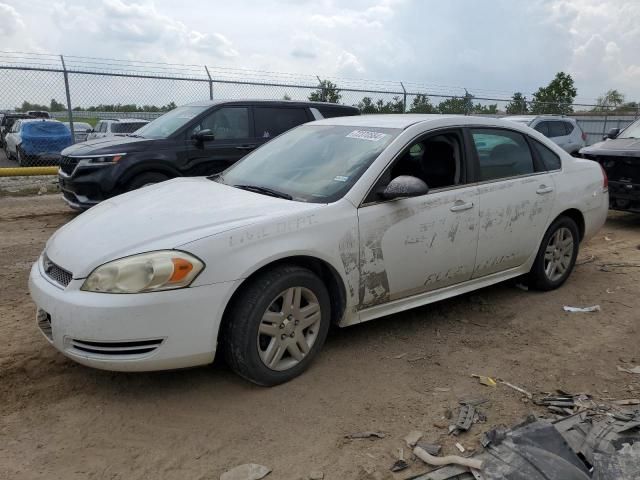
[257,286,321,371]
[543,227,574,282]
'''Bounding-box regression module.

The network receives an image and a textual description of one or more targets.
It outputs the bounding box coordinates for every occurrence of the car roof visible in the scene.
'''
[183,99,359,111]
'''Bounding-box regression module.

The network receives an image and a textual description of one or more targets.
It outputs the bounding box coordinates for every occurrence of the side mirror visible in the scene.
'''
[381,175,429,200]
[192,129,215,143]
[604,127,620,140]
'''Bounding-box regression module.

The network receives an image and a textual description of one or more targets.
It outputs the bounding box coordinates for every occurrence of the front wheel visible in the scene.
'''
[529,216,579,291]
[222,265,331,386]
[16,148,30,167]
[126,172,170,191]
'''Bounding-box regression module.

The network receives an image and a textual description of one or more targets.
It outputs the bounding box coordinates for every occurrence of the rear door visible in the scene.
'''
[252,106,311,147]
[179,106,254,176]
[469,127,556,278]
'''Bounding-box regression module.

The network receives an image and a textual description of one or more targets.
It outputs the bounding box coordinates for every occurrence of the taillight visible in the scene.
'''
[581,130,587,142]
[600,163,608,191]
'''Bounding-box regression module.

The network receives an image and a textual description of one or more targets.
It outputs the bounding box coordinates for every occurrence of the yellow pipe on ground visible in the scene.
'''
[0,167,58,177]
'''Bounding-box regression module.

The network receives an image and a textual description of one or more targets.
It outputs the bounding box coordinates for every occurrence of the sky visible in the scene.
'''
[1,0,640,104]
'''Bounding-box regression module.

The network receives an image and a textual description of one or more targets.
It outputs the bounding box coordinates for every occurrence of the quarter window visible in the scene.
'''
[531,139,562,171]
[470,129,535,181]
[190,107,249,140]
[534,122,549,136]
[254,107,308,138]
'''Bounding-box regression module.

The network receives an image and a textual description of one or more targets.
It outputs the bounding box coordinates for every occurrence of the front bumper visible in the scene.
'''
[609,181,640,213]
[28,261,236,371]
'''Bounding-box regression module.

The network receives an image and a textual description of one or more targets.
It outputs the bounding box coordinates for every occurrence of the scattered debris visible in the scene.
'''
[407,355,427,362]
[459,397,489,407]
[605,236,612,241]
[390,448,409,473]
[404,430,424,447]
[454,443,465,453]
[499,379,533,399]
[413,445,483,470]
[613,399,640,406]
[309,472,324,480]
[220,464,271,480]
[472,375,497,387]
[618,365,640,374]
[576,255,596,265]
[514,282,529,291]
[599,262,640,269]
[434,387,451,393]
[345,431,386,440]
[393,352,407,359]
[563,305,601,313]
[415,442,442,456]
[450,404,476,435]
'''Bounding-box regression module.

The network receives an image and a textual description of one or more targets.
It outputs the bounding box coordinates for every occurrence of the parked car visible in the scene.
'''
[62,121,93,143]
[30,114,608,385]
[504,115,586,155]
[0,113,33,148]
[86,118,149,140]
[5,119,73,166]
[26,110,51,119]
[58,100,360,209]
[580,118,640,212]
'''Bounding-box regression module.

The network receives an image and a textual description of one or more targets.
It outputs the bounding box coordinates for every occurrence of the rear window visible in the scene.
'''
[254,107,308,138]
[112,122,147,134]
[22,122,69,135]
[548,121,568,137]
[317,106,359,118]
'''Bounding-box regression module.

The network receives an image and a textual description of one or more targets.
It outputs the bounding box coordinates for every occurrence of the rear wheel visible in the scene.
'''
[222,265,331,386]
[126,172,170,191]
[529,216,579,291]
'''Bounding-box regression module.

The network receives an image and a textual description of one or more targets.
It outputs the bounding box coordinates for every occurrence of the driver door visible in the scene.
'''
[356,129,479,309]
[178,106,255,176]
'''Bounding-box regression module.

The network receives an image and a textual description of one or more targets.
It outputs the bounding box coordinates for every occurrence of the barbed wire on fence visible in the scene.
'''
[0,50,639,169]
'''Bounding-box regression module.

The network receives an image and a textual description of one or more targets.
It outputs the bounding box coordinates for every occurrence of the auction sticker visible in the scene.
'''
[346,130,387,141]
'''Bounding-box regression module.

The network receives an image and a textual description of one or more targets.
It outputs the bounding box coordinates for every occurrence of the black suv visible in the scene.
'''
[59,100,359,209]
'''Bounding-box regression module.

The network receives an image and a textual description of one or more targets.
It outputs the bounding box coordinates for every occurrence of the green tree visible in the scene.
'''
[594,89,625,112]
[282,93,292,101]
[473,103,498,114]
[17,100,49,112]
[437,96,469,114]
[409,94,437,113]
[308,79,341,103]
[529,72,577,114]
[505,92,528,114]
[50,99,66,111]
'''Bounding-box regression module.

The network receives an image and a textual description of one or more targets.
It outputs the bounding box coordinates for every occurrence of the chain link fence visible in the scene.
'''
[1,51,639,175]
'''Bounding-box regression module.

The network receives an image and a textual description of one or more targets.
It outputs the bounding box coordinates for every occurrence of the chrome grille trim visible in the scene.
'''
[70,338,163,357]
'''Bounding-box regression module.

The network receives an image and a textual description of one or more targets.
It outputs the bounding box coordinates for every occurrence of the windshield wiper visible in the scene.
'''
[126,133,145,138]
[233,184,293,200]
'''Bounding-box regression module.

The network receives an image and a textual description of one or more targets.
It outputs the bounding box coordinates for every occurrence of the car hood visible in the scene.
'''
[45,178,322,278]
[581,138,640,157]
[61,136,156,156]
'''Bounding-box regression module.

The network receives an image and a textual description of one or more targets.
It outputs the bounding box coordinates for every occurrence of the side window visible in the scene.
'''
[563,121,574,135]
[190,107,249,140]
[531,139,562,171]
[96,122,106,133]
[368,131,463,203]
[254,107,308,138]
[534,121,549,137]
[470,128,535,181]
[12,121,20,132]
[548,121,567,138]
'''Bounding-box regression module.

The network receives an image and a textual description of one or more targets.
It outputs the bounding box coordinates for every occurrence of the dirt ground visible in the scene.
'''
[1,195,639,480]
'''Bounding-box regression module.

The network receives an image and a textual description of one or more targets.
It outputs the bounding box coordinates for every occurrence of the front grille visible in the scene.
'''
[42,254,73,287]
[70,338,163,356]
[37,309,53,341]
[59,156,78,176]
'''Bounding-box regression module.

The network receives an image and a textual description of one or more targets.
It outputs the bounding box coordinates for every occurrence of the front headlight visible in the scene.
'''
[86,153,126,164]
[81,251,204,293]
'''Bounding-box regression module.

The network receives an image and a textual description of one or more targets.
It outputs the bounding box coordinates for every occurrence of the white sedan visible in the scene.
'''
[29,115,608,385]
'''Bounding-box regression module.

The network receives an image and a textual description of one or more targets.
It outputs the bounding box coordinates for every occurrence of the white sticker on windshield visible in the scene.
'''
[346,130,387,142]
[334,175,349,182]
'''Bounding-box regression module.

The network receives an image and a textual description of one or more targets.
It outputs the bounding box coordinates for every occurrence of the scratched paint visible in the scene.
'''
[228,214,317,248]
[338,228,359,300]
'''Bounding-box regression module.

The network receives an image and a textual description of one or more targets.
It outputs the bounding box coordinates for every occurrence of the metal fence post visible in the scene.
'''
[60,55,75,143]
[400,82,407,112]
[602,110,609,138]
[204,65,213,100]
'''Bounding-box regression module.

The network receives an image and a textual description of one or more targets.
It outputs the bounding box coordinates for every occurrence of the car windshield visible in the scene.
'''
[112,122,148,134]
[618,119,640,139]
[134,106,208,139]
[217,124,400,203]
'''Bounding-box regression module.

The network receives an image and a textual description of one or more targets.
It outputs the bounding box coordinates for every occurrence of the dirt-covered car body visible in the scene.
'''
[29,115,608,378]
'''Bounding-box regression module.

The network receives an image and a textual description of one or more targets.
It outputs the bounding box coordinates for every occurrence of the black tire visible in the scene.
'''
[221,265,331,386]
[528,216,579,291]
[16,148,30,167]
[126,172,170,191]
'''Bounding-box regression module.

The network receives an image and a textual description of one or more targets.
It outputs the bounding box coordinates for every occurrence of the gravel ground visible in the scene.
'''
[1,195,639,479]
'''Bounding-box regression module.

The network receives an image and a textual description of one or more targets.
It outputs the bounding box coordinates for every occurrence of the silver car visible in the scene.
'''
[62,122,93,143]
[504,116,587,155]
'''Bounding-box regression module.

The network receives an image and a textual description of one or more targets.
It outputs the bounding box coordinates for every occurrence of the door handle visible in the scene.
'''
[536,185,554,195]
[235,144,257,151]
[450,201,474,212]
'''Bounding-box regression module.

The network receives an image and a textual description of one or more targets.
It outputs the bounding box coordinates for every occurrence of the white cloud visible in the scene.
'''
[0,2,24,36]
